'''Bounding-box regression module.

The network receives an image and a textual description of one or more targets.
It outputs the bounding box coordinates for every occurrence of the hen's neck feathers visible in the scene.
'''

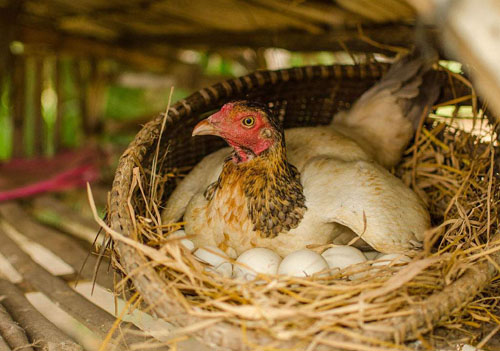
[205,135,307,238]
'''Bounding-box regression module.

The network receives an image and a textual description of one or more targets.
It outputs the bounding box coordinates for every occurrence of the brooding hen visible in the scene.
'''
[162,55,439,257]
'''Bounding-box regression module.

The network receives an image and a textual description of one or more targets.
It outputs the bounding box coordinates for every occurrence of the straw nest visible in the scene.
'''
[104,63,500,350]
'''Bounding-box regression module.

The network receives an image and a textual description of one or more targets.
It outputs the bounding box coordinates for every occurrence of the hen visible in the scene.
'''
[162,55,439,257]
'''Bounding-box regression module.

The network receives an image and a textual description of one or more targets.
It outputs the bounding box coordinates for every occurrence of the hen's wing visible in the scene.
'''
[332,52,441,168]
[284,127,372,171]
[302,156,430,253]
[161,147,230,224]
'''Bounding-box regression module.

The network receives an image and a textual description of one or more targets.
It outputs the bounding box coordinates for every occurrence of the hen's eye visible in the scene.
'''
[242,117,255,127]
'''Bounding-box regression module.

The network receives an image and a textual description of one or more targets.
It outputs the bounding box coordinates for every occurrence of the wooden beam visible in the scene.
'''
[18,25,172,72]
[124,24,426,53]
[17,22,425,69]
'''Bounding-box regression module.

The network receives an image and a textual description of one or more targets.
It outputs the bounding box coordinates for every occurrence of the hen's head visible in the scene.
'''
[193,101,283,163]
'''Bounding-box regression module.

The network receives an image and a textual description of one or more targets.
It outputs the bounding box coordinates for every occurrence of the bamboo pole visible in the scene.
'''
[11,56,25,158]
[0,279,81,351]
[0,302,34,351]
[73,60,88,140]
[54,58,63,152]
[33,57,43,156]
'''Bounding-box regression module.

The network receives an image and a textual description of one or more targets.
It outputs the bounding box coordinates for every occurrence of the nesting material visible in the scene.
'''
[107,68,500,350]
[168,229,195,251]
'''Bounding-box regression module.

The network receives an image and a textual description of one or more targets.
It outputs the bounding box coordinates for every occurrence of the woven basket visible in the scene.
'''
[108,64,497,350]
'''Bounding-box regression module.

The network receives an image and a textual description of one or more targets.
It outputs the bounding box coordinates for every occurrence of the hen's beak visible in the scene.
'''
[192,119,216,137]
[192,116,220,137]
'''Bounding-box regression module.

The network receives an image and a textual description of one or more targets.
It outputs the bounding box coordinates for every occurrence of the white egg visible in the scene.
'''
[322,246,367,269]
[169,230,195,251]
[234,248,282,281]
[278,249,329,277]
[194,246,232,277]
[363,251,380,260]
[322,246,367,279]
[372,253,411,267]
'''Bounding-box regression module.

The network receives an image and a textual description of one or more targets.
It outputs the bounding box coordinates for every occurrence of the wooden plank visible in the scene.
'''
[0,227,158,350]
[0,203,114,291]
[0,279,82,351]
[0,302,34,351]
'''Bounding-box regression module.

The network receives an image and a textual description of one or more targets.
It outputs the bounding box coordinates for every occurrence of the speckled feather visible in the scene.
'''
[217,143,306,238]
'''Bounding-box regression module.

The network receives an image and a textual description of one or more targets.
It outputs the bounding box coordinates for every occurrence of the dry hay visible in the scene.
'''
[99,71,500,350]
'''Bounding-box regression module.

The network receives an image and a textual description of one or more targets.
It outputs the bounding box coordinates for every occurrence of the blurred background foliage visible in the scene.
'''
[0,48,362,161]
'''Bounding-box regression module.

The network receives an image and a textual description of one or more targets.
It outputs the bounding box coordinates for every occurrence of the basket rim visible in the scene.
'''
[107,63,497,350]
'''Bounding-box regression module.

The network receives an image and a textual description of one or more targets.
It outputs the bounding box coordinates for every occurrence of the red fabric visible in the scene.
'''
[0,149,101,202]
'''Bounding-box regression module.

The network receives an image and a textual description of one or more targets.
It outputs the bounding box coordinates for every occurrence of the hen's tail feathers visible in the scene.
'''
[377,50,442,130]
[332,51,442,168]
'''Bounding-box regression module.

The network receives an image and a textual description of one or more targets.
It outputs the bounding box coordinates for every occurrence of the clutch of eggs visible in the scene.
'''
[190,242,410,280]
